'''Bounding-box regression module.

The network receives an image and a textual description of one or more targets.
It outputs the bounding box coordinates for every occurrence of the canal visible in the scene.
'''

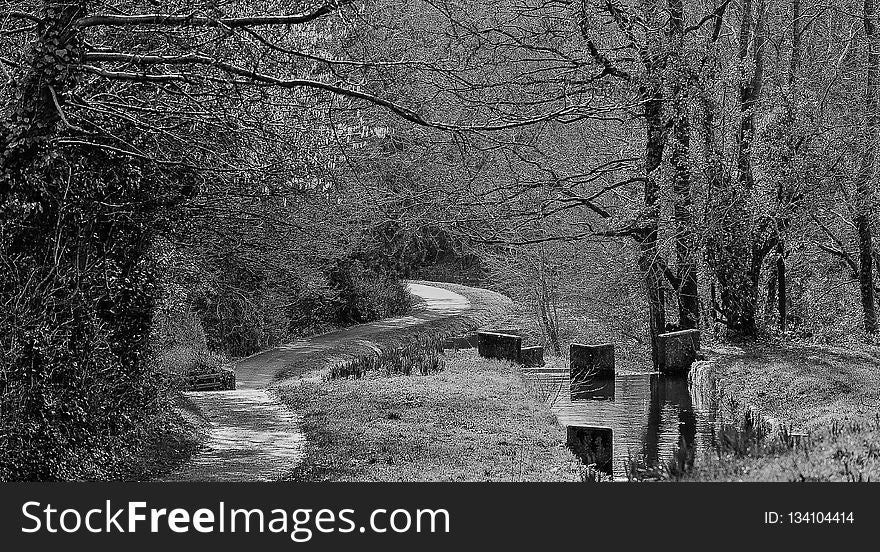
[521,366,719,480]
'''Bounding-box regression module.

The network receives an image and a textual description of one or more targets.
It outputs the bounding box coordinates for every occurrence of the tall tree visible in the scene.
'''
[669,0,699,330]
[703,0,777,338]
[856,0,880,333]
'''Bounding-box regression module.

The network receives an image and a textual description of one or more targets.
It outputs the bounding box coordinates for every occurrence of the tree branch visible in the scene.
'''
[75,2,351,29]
[6,11,41,23]
[657,258,682,290]
[596,218,652,241]
[684,0,731,42]
[817,242,859,275]
[82,53,594,132]
[585,40,632,81]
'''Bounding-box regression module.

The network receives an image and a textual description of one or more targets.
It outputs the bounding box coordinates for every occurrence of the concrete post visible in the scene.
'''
[658,329,700,372]
[570,343,615,400]
[519,345,545,367]
[566,426,613,475]
[477,331,522,362]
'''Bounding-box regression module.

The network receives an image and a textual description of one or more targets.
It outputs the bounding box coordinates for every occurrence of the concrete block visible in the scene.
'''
[477,331,522,362]
[185,368,235,391]
[442,334,480,351]
[570,343,615,400]
[570,343,614,376]
[519,345,545,367]
[455,334,479,349]
[658,329,700,372]
[566,426,613,475]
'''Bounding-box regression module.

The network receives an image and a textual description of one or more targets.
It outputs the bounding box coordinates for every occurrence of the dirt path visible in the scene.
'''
[160,282,470,482]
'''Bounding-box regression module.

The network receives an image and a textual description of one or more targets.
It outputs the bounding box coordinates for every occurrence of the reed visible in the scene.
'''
[327,333,448,380]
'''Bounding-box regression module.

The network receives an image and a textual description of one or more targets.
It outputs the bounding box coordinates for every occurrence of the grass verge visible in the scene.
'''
[278,351,582,481]
[679,342,880,481]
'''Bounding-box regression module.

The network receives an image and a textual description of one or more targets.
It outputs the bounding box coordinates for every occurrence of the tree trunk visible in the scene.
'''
[776,0,800,332]
[705,0,767,338]
[536,245,563,356]
[537,296,562,356]
[641,77,666,366]
[765,263,777,319]
[738,0,766,192]
[1,1,86,198]
[697,72,725,332]
[776,252,787,330]
[636,0,668,367]
[669,0,699,330]
[857,0,879,334]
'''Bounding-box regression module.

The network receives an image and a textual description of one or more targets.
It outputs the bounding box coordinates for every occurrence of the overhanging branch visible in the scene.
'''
[82,53,597,132]
[75,2,351,29]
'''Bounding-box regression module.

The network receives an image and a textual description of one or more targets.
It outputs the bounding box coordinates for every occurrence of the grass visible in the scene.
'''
[268,281,590,482]
[277,350,584,482]
[327,334,446,379]
[698,343,880,431]
[675,342,880,482]
[683,416,880,482]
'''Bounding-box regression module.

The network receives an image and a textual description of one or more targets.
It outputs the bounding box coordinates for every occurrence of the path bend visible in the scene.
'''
[160,282,470,482]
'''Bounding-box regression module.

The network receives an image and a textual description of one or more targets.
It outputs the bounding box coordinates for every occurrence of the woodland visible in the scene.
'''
[1,0,878,480]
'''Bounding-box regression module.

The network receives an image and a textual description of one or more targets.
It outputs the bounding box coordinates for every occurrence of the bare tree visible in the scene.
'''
[855,0,879,333]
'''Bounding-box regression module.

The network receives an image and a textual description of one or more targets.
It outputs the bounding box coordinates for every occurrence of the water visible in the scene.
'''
[521,367,718,480]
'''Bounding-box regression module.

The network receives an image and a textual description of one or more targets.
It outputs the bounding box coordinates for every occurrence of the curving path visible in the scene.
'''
[160,282,470,482]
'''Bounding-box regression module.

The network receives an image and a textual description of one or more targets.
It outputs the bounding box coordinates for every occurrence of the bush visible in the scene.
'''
[150,290,226,369]
[0,142,186,481]
[185,250,412,358]
[153,345,228,376]
[326,257,412,326]
[0,243,169,481]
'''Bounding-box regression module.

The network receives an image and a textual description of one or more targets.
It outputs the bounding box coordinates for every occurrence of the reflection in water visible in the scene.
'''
[523,369,715,480]
[571,372,615,401]
[566,426,613,475]
[645,375,699,470]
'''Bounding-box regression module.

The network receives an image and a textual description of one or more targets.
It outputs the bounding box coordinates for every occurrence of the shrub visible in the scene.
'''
[0,142,184,481]
[0,236,168,481]
[185,250,412,358]
[325,257,412,326]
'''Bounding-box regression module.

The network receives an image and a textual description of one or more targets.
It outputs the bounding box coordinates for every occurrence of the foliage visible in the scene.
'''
[0,143,186,480]
[5,0,880,482]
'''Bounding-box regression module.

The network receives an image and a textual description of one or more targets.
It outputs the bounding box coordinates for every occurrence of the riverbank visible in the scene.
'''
[683,342,880,481]
[279,351,582,481]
